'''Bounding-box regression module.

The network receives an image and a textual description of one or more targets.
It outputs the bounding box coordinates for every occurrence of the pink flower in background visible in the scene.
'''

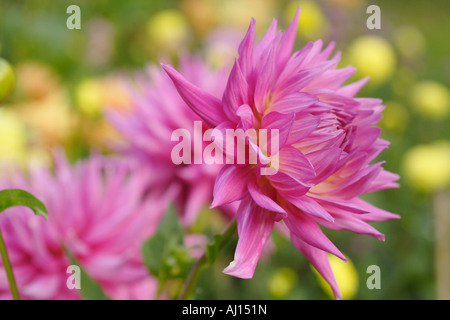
[108,57,237,226]
[162,8,399,299]
[0,154,170,300]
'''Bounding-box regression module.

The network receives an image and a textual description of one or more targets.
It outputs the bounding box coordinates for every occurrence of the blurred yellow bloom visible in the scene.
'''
[0,58,15,104]
[146,9,190,53]
[75,75,131,150]
[314,254,359,300]
[0,108,27,164]
[16,90,76,147]
[75,78,103,118]
[180,0,217,36]
[285,1,327,40]
[410,81,450,119]
[403,142,450,193]
[380,101,409,132]
[15,62,59,101]
[346,36,396,86]
[217,0,278,32]
[393,26,426,60]
[267,267,298,299]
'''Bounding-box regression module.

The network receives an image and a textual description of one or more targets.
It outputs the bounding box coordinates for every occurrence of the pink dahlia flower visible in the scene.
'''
[0,154,169,300]
[108,57,236,226]
[162,9,399,299]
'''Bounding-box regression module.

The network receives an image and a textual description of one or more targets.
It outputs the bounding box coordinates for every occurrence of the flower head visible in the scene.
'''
[108,57,236,226]
[162,8,399,299]
[0,154,169,300]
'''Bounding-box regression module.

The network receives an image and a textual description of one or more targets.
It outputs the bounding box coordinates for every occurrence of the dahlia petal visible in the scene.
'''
[302,39,324,65]
[236,104,257,131]
[211,165,252,208]
[364,169,400,193]
[290,235,343,300]
[286,112,321,145]
[316,41,336,62]
[21,274,61,299]
[306,147,342,184]
[237,18,255,80]
[311,196,369,214]
[278,7,300,68]
[307,66,356,91]
[255,18,278,63]
[267,171,311,198]
[161,63,227,127]
[223,196,276,278]
[269,92,319,114]
[316,212,386,241]
[324,163,383,199]
[276,65,329,97]
[277,146,316,182]
[281,194,334,222]
[284,203,347,261]
[261,111,295,150]
[223,61,250,122]
[254,33,281,114]
[352,198,400,221]
[248,179,287,215]
[336,77,370,97]
[276,41,314,84]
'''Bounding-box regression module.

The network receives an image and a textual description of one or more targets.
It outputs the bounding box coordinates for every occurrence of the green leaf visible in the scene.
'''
[66,250,111,300]
[141,205,184,279]
[0,189,48,219]
[205,233,225,265]
[205,219,237,265]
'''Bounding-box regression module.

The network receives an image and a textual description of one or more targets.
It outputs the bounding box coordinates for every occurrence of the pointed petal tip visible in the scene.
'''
[209,198,220,209]
[223,261,254,279]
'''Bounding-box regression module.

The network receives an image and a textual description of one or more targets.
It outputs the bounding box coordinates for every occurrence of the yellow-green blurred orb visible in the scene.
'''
[0,58,16,104]
[0,108,27,164]
[346,36,396,86]
[75,78,103,118]
[146,9,190,52]
[403,142,450,193]
[267,267,298,299]
[285,0,327,40]
[410,81,450,119]
[314,254,359,300]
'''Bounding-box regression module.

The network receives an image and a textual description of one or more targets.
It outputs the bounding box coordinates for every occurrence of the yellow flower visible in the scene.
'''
[314,254,359,300]
[146,9,190,53]
[346,36,396,86]
[180,0,217,36]
[217,0,277,32]
[410,81,450,119]
[0,58,15,104]
[16,90,76,147]
[403,142,450,193]
[0,108,27,164]
[285,1,327,40]
[267,267,298,299]
[75,78,103,118]
[393,26,426,60]
[15,62,59,101]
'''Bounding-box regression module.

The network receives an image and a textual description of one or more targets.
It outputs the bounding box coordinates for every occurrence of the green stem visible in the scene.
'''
[177,218,237,300]
[0,227,20,300]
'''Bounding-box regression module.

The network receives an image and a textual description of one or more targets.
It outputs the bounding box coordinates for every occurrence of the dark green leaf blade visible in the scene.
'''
[66,250,111,300]
[0,189,48,219]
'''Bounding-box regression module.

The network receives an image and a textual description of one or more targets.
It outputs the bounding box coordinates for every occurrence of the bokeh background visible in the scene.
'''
[1,0,450,299]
